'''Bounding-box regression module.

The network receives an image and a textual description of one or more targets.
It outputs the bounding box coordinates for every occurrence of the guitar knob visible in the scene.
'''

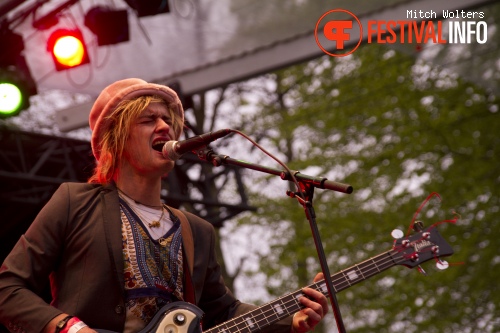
[174,313,186,326]
[391,229,404,239]
[164,325,177,333]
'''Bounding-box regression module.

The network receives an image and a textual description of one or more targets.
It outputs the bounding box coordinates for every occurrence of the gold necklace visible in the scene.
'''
[143,209,168,246]
[133,207,169,246]
[148,207,165,228]
[117,188,163,209]
[131,204,165,229]
[118,190,165,228]
[158,237,168,247]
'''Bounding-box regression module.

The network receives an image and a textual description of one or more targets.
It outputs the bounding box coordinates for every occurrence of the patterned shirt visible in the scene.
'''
[119,198,184,332]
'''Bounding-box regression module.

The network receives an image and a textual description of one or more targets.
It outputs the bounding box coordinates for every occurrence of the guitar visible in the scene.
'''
[98,224,454,333]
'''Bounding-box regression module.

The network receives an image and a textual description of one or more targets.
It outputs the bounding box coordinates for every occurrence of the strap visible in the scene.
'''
[169,207,194,274]
[168,207,196,304]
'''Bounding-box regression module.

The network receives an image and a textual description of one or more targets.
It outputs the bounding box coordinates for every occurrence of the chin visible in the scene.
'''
[162,161,175,174]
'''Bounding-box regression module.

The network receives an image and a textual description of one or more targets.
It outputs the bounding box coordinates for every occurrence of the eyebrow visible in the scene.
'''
[139,112,156,118]
[142,108,170,117]
[137,111,173,124]
[139,110,162,118]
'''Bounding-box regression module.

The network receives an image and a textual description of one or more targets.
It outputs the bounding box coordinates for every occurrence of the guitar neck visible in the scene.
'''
[205,249,399,333]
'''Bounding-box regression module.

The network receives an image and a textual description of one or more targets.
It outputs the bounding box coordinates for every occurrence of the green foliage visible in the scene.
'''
[232,41,499,332]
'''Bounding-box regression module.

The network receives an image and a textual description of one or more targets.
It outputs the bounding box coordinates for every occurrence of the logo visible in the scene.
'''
[315,8,488,57]
[314,9,363,57]
[413,239,433,253]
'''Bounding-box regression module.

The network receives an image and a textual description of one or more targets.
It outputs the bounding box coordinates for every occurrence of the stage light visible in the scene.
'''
[0,82,23,116]
[0,67,36,118]
[47,29,90,70]
[0,27,37,118]
[124,0,170,17]
[84,6,129,46]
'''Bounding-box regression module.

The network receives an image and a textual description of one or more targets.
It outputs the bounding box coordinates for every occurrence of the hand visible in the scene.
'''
[291,273,329,333]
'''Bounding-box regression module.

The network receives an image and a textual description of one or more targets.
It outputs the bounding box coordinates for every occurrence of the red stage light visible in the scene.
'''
[47,29,90,70]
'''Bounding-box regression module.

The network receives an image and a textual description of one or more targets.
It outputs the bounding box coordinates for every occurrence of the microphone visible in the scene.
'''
[162,129,232,161]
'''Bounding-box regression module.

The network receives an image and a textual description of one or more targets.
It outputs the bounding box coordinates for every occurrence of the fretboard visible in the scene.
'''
[205,249,400,333]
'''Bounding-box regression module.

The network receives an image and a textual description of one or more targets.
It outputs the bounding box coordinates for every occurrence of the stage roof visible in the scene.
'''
[2,0,493,100]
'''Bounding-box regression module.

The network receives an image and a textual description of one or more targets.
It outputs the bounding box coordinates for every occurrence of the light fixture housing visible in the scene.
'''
[84,6,130,46]
[123,0,170,17]
[47,29,90,71]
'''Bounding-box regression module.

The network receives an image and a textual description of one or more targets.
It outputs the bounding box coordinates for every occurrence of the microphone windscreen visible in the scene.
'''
[162,141,180,161]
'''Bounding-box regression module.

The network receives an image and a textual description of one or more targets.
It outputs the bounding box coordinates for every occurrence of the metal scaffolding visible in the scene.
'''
[0,127,254,258]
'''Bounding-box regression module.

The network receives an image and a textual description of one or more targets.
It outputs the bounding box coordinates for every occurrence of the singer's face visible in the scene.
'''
[121,102,177,177]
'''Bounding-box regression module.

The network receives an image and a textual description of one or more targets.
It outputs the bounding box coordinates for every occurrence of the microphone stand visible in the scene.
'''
[195,147,352,333]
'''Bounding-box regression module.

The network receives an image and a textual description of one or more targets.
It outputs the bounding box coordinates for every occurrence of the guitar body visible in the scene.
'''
[97,302,203,333]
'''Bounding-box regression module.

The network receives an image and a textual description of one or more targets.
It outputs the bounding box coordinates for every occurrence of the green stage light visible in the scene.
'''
[0,26,37,119]
[0,82,23,116]
[0,67,35,118]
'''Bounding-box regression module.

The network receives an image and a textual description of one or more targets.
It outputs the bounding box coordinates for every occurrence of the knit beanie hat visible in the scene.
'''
[89,78,184,160]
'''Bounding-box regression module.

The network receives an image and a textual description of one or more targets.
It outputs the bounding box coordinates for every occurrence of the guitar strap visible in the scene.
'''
[168,207,196,305]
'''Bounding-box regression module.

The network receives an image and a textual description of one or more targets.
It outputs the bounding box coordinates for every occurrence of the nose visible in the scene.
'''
[156,118,171,133]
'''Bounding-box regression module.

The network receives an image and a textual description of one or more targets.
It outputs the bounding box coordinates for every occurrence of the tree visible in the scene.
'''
[222,41,499,332]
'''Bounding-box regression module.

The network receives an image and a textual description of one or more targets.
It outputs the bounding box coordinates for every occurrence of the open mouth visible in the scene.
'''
[152,140,167,152]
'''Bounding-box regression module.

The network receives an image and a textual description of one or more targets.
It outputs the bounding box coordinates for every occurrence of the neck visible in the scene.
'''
[115,176,163,208]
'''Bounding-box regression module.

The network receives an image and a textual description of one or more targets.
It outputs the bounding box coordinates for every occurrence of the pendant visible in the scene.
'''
[149,220,161,228]
[158,237,168,247]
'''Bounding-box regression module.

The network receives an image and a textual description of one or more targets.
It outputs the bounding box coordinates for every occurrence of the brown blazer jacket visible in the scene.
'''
[0,183,291,333]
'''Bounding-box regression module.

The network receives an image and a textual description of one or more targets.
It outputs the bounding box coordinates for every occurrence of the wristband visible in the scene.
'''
[60,317,87,333]
[68,321,88,333]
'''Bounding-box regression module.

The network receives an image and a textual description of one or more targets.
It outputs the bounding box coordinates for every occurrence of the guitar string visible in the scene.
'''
[220,247,440,332]
[207,227,447,332]
[206,249,434,332]
[208,250,423,332]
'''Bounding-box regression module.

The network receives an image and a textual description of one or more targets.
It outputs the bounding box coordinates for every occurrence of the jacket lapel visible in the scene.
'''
[168,206,196,304]
[101,184,125,290]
